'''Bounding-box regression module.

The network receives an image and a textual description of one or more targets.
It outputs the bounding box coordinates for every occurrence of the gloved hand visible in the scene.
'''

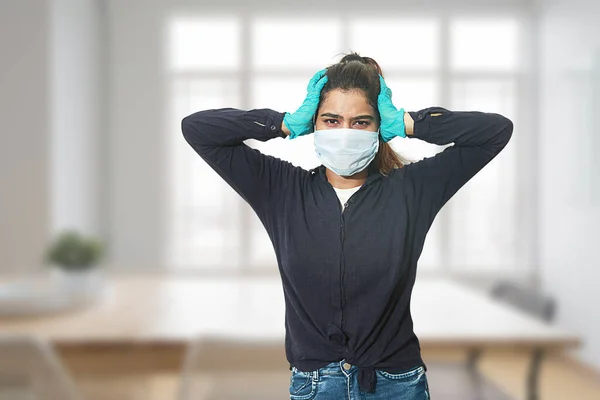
[283,69,328,139]
[377,75,406,142]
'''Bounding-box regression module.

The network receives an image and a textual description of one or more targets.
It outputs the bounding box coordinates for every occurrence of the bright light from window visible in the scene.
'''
[382,77,439,110]
[450,18,519,71]
[350,18,439,70]
[252,18,343,69]
[168,16,240,72]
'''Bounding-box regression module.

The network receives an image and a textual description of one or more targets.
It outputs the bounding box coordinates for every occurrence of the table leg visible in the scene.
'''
[526,348,544,400]
[467,349,483,400]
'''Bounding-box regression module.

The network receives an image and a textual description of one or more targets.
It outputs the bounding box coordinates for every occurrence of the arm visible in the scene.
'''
[281,121,291,137]
[181,108,301,215]
[404,112,415,136]
[402,106,513,221]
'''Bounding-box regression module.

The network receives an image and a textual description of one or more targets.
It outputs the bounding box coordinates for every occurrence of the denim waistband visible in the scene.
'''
[290,360,423,393]
[317,359,357,375]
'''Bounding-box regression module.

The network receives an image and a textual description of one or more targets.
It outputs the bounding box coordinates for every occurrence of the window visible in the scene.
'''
[166,14,527,276]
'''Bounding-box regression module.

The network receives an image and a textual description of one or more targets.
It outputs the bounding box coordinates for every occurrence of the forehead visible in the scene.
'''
[319,89,375,117]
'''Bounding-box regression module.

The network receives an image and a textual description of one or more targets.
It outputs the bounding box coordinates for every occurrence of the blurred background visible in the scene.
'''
[1,0,599,399]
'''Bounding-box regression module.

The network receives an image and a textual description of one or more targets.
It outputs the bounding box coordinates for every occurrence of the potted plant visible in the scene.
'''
[45,230,106,299]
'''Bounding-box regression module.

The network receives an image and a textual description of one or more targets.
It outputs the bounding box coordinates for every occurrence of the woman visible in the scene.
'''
[181,53,513,399]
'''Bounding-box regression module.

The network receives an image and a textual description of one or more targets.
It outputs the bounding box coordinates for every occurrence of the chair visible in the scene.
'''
[177,335,289,400]
[425,361,515,400]
[0,334,80,400]
[427,280,555,400]
[490,281,556,322]
[490,281,556,400]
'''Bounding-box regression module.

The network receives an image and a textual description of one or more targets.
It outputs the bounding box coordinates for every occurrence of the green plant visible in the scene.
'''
[45,230,104,270]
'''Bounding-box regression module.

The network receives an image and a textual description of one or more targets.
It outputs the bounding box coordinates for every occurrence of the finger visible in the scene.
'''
[313,74,328,92]
[378,75,392,98]
[307,69,327,91]
[378,75,387,92]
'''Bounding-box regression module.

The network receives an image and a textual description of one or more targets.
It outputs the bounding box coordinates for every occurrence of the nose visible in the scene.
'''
[340,121,352,129]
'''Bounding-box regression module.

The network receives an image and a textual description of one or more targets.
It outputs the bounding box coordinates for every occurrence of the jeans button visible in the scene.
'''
[343,362,352,371]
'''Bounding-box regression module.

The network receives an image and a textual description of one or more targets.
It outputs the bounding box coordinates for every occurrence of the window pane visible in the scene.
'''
[250,76,321,170]
[450,18,519,71]
[384,77,448,164]
[167,78,243,270]
[389,136,450,165]
[252,18,342,68]
[248,212,278,270]
[168,16,240,72]
[383,77,439,111]
[350,18,439,70]
[448,79,518,271]
[251,77,308,112]
[418,217,443,271]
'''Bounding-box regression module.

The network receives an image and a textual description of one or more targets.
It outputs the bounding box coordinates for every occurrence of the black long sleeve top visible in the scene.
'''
[181,106,513,393]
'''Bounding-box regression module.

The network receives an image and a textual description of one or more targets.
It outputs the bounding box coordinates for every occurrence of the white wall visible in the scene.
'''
[537,0,600,369]
[0,0,50,273]
[106,0,165,267]
[50,0,105,238]
[0,0,104,273]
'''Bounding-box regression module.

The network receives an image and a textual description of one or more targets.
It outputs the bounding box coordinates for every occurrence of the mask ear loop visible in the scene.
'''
[312,114,316,133]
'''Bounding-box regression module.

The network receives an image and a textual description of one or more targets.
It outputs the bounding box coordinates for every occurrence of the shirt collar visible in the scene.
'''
[312,165,383,186]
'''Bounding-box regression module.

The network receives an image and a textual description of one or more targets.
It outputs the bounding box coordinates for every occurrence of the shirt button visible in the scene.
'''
[418,114,423,120]
[270,125,277,131]
[343,362,352,370]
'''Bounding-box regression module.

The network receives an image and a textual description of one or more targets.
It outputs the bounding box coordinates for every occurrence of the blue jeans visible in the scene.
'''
[289,360,430,399]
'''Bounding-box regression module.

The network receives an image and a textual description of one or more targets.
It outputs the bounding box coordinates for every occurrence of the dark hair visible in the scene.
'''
[318,52,404,175]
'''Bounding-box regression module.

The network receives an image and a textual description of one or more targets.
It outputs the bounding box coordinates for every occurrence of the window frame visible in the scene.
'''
[165,10,537,280]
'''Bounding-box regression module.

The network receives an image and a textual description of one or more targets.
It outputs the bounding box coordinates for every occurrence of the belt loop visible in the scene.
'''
[312,368,319,382]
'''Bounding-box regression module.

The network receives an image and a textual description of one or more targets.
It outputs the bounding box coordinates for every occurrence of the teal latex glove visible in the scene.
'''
[377,75,406,142]
[283,69,329,139]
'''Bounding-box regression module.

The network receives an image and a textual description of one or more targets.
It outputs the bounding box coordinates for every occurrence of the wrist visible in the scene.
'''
[281,120,291,137]
[403,111,414,136]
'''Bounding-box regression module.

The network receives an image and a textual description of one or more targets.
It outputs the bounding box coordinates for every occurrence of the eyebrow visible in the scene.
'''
[319,113,375,121]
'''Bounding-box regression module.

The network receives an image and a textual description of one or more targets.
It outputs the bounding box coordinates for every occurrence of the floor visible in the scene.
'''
[59,346,600,400]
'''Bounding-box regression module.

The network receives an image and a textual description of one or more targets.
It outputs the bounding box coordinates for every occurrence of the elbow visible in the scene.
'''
[181,111,221,160]
[180,113,210,156]
[181,114,195,141]
[500,115,514,144]
[482,114,513,156]
[181,112,209,146]
[490,113,513,145]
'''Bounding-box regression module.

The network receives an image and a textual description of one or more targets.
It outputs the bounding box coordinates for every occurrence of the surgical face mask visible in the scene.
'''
[313,128,380,177]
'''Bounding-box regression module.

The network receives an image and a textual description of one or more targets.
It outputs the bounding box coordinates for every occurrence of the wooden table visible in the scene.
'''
[0,275,580,398]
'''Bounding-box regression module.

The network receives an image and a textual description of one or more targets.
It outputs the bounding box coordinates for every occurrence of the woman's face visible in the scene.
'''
[315,89,378,132]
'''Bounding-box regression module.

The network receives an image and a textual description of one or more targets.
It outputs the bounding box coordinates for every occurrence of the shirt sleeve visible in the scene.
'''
[400,106,514,224]
[181,108,303,216]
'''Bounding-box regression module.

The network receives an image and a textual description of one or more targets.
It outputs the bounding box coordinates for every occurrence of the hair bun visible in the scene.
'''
[340,52,365,64]
[338,52,383,76]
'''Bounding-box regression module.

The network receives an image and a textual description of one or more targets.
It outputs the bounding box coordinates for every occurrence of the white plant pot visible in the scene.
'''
[0,268,108,316]
[51,267,106,306]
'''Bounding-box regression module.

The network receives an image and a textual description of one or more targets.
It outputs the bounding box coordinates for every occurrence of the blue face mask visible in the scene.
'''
[313,128,380,177]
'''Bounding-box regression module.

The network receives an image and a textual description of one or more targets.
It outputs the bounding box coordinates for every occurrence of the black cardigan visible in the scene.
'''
[181,106,513,393]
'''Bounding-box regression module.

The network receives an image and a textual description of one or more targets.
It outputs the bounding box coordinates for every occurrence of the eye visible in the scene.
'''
[324,119,339,125]
[353,120,371,128]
